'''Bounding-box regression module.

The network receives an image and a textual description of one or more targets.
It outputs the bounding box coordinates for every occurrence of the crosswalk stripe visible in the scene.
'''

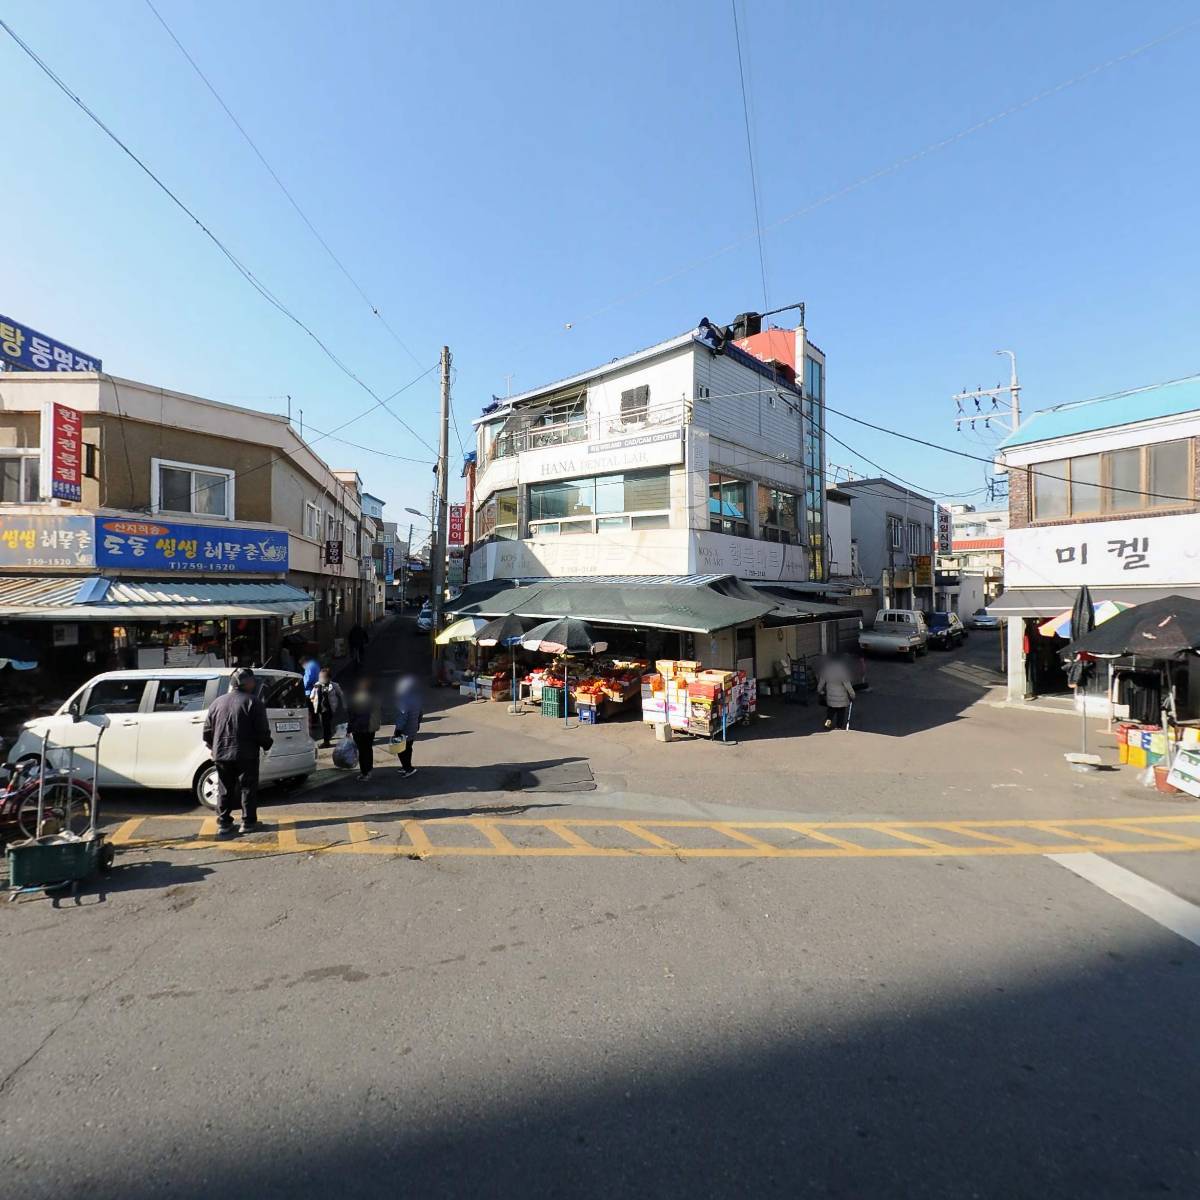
[103,813,1200,861]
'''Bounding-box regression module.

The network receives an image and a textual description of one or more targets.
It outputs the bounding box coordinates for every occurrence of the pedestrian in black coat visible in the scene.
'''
[203,668,273,836]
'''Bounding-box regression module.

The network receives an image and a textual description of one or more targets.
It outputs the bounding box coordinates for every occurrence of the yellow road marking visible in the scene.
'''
[619,822,679,850]
[103,813,1200,861]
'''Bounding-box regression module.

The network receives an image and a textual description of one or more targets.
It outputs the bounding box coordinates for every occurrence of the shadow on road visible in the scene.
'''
[99,937,1197,1198]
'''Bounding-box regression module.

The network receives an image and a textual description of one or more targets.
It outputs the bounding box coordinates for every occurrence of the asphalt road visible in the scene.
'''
[3,620,1197,1198]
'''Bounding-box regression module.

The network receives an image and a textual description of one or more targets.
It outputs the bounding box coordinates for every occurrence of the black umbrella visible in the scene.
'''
[1067,595,1200,660]
[475,614,526,648]
[476,614,527,715]
[521,618,608,656]
[522,618,608,727]
[1066,585,1096,756]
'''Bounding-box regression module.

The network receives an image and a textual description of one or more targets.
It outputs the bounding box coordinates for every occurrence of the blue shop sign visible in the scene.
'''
[94,518,289,574]
[0,313,102,372]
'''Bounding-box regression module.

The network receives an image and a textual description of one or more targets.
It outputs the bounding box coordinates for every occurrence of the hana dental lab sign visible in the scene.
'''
[527,428,684,480]
[95,519,289,573]
[1005,512,1200,588]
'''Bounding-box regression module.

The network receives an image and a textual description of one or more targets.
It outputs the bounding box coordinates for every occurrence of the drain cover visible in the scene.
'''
[502,760,595,793]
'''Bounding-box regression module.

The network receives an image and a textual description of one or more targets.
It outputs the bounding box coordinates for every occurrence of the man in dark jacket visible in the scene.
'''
[202,667,273,836]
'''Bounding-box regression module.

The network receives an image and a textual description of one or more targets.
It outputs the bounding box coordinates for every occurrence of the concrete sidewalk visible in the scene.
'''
[296,630,1193,827]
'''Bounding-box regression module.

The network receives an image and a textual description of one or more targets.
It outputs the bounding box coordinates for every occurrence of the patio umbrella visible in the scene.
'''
[476,614,527,713]
[1066,595,1200,660]
[1067,585,1096,756]
[1037,599,1131,638]
[521,618,608,727]
[434,616,489,645]
[521,618,608,656]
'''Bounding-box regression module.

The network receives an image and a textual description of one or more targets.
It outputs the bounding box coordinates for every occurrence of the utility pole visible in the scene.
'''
[952,349,1021,438]
[430,346,451,683]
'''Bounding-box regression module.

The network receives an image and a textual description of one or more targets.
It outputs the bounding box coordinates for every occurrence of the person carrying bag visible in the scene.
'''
[389,674,424,779]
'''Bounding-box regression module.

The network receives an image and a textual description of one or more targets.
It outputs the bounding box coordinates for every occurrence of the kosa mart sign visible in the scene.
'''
[0,314,101,373]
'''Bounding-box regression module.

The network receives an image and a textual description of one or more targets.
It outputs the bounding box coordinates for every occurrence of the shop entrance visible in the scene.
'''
[736,625,756,680]
[1024,618,1069,696]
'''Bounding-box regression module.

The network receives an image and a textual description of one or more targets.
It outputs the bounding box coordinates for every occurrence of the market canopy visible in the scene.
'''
[447,575,859,635]
[448,575,774,634]
[0,576,314,620]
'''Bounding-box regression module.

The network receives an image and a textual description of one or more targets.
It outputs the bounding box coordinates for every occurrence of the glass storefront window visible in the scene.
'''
[709,472,750,538]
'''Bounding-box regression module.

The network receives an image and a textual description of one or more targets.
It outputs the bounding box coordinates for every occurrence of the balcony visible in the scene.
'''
[484,400,691,468]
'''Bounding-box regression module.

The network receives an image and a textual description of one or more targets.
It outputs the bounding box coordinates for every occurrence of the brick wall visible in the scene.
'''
[1008,436,1200,531]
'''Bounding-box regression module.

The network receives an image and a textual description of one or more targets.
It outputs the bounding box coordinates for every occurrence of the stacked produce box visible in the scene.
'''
[641,661,756,738]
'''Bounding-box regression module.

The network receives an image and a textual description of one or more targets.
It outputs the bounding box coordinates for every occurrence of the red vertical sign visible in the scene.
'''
[448,504,466,546]
[40,402,83,501]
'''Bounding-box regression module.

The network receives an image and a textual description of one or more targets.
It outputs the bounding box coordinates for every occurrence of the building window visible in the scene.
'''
[1032,440,1193,520]
[888,516,903,549]
[477,488,519,543]
[0,452,40,504]
[757,486,799,544]
[151,457,234,518]
[303,502,322,540]
[907,522,922,554]
[804,356,824,401]
[528,470,670,537]
[620,384,650,424]
[709,473,750,538]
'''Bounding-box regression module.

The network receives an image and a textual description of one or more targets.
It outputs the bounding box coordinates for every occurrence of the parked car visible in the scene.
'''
[859,610,928,661]
[967,607,1000,631]
[927,611,967,649]
[415,603,434,634]
[5,668,316,810]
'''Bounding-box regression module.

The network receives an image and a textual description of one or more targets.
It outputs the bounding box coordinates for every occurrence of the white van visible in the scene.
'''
[858,609,929,660]
[6,668,316,810]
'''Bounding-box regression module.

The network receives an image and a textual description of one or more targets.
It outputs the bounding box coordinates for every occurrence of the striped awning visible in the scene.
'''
[0,576,314,620]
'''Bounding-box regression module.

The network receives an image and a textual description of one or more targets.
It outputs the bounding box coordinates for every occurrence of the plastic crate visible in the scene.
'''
[578,704,600,724]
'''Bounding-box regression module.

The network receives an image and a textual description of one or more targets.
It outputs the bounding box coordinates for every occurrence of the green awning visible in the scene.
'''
[449,577,772,634]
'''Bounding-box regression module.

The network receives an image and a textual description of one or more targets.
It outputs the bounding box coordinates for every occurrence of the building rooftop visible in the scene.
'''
[1000,375,1200,449]
[837,478,935,505]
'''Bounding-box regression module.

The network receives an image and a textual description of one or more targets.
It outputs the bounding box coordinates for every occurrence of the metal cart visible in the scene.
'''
[6,718,114,901]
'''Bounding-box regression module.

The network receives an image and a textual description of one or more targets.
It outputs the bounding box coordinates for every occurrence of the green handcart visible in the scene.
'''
[6,719,114,901]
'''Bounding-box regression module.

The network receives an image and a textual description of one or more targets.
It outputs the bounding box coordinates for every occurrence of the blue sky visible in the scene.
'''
[3,1,1198,523]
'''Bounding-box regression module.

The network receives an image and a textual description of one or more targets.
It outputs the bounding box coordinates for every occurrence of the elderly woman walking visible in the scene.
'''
[816,654,856,731]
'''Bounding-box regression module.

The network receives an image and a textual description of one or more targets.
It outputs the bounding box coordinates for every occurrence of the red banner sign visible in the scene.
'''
[448,504,466,545]
[40,402,83,501]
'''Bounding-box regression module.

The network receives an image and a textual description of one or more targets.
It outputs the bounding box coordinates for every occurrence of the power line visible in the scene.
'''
[125,361,439,513]
[0,15,437,458]
[555,17,1200,335]
[142,0,424,371]
[730,0,768,309]
[821,375,1200,507]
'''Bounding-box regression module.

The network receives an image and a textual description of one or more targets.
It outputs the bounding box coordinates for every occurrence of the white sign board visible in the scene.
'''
[1005,512,1200,588]
[692,531,809,582]
[521,428,683,481]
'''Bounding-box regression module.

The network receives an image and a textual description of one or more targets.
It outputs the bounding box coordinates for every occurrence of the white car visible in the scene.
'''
[6,668,317,810]
[967,607,1001,631]
[415,605,434,634]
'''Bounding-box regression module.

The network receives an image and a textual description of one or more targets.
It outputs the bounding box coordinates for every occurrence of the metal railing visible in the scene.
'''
[483,400,691,467]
